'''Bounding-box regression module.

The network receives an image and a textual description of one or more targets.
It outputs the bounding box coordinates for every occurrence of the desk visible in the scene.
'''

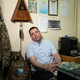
[60,55,80,64]
[56,63,80,80]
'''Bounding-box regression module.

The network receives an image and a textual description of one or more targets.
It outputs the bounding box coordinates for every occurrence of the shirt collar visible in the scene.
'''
[33,39,43,45]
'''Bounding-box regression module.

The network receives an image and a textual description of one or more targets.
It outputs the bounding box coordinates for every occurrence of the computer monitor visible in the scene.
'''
[58,37,78,56]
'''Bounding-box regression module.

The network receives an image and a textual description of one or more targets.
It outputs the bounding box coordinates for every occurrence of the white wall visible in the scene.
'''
[1,0,76,58]
[0,0,1,6]
[76,0,80,42]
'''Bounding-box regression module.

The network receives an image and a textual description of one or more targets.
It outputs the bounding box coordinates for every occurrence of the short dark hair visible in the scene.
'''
[29,27,39,34]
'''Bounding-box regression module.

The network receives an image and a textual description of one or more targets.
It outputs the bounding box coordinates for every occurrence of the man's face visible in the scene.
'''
[30,28,42,42]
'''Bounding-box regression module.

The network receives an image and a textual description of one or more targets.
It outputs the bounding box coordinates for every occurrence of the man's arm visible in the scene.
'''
[29,56,55,73]
[52,52,62,66]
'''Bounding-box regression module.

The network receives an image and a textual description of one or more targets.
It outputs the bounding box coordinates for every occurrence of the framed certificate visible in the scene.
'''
[48,0,58,16]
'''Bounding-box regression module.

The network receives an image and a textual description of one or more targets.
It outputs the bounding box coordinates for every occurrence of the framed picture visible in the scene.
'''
[48,0,58,16]
[48,19,60,29]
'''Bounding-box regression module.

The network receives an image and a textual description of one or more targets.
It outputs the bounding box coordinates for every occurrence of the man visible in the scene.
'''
[26,27,61,80]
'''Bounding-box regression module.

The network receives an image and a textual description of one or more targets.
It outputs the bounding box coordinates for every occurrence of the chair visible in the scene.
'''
[25,53,32,80]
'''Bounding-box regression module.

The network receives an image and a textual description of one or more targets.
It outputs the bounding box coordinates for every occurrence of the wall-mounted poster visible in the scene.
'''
[48,19,60,29]
[39,0,48,14]
[60,0,68,16]
[28,0,37,13]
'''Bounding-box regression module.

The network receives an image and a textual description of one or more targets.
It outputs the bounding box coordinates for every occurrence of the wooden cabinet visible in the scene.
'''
[60,55,80,64]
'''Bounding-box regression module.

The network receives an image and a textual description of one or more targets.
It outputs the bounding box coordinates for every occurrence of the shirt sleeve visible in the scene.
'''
[26,45,34,59]
[50,41,58,54]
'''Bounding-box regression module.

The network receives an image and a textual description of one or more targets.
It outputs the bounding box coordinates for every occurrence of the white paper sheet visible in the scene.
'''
[38,17,48,32]
[60,1,68,16]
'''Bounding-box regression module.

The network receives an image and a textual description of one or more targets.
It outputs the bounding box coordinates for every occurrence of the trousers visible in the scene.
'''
[31,71,54,80]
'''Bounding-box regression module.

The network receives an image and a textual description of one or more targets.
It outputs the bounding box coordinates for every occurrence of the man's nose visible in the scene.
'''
[34,33,37,36]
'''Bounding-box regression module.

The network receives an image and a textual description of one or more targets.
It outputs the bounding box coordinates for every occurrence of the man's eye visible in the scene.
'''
[31,33,34,36]
[35,31,39,33]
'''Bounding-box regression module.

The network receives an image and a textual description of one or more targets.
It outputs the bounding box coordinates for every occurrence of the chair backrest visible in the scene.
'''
[25,53,31,80]
[25,53,31,68]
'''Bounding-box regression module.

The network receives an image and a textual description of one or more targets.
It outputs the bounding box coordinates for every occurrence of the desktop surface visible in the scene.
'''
[57,67,80,80]
[56,62,80,80]
[69,67,80,76]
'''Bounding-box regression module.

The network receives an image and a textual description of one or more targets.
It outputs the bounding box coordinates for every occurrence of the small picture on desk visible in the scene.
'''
[48,19,60,30]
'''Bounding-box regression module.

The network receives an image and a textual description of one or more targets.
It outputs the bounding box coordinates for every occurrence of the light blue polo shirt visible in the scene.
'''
[26,39,57,71]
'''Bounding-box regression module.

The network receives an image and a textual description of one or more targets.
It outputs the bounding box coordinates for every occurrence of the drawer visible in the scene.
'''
[60,55,76,62]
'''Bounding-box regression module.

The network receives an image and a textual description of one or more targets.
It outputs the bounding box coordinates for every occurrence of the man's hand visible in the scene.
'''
[45,61,58,73]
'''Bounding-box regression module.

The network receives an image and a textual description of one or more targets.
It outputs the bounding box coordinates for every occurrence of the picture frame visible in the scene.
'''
[48,19,60,30]
[48,0,58,16]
